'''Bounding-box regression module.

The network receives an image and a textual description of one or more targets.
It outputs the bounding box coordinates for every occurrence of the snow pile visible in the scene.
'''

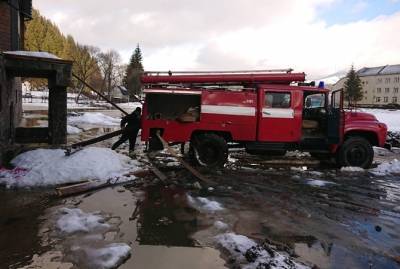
[214,221,229,231]
[187,195,224,212]
[57,208,110,234]
[67,125,82,135]
[306,179,336,187]
[370,159,400,176]
[340,166,365,173]
[0,147,137,188]
[68,112,120,126]
[360,109,400,132]
[215,233,308,269]
[82,243,131,269]
[72,243,131,269]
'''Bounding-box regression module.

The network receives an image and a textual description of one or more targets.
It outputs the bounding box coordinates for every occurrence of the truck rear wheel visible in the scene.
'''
[336,137,374,168]
[190,133,228,168]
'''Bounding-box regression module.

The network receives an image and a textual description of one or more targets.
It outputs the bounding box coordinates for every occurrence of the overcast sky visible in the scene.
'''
[33,0,400,79]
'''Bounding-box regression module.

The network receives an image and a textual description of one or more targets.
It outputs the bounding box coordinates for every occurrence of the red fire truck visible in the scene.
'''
[140,70,388,168]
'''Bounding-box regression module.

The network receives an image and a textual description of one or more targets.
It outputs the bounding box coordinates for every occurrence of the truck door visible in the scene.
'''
[258,90,301,142]
[327,89,344,144]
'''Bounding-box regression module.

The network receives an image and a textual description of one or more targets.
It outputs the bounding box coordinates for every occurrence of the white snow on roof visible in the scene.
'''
[4,51,61,59]
[0,147,139,188]
[57,208,110,234]
[379,64,400,75]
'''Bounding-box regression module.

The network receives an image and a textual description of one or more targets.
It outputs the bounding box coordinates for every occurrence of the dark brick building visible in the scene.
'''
[0,0,32,164]
[0,1,73,165]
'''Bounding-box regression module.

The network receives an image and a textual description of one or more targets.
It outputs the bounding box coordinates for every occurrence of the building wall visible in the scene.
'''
[0,1,26,164]
[333,73,400,106]
[0,2,11,51]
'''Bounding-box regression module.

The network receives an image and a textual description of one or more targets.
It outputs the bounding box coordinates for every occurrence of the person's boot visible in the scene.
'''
[129,151,136,158]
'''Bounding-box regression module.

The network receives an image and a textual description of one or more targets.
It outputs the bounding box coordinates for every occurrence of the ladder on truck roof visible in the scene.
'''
[141,69,306,87]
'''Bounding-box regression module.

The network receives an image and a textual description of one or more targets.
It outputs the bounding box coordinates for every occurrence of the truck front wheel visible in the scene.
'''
[336,137,374,168]
[190,133,228,168]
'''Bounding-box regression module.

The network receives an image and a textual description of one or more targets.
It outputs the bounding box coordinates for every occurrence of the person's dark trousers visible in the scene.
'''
[112,129,139,151]
[112,133,129,150]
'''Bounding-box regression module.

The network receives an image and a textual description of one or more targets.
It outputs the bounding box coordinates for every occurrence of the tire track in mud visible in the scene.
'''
[207,165,400,268]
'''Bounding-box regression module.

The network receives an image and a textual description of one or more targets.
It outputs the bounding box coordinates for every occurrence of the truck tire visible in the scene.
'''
[336,137,374,168]
[190,133,228,168]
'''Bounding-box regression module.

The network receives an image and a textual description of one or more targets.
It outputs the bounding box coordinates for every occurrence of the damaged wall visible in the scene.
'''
[0,56,23,165]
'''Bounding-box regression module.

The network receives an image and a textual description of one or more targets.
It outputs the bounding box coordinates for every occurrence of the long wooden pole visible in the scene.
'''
[72,73,129,115]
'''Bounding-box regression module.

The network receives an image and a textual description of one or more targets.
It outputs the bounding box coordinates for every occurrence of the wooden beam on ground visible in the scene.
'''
[55,169,149,197]
[149,166,168,182]
[156,133,214,185]
[69,129,124,149]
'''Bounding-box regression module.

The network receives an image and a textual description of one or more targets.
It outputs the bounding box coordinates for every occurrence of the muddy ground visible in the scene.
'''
[1,109,400,269]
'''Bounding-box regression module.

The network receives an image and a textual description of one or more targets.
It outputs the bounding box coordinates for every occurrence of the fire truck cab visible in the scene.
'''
[140,70,388,169]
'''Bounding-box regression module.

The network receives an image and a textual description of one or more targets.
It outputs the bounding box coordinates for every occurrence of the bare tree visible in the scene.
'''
[97,50,123,100]
[72,45,101,103]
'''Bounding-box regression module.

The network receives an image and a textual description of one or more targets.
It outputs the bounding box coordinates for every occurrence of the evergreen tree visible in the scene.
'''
[124,44,144,96]
[344,65,363,107]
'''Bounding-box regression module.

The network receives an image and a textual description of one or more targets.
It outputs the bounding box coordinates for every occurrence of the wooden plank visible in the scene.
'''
[156,133,214,185]
[69,129,124,149]
[150,166,168,182]
[55,169,150,197]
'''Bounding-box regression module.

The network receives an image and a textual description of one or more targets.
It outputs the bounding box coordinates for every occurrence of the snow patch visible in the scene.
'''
[214,221,229,231]
[360,109,400,132]
[76,243,131,269]
[57,208,109,234]
[215,233,308,269]
[187,195,224,212]
[0,147,137,188]
[340,166,365,173]
[370,159,400,176]
[68,112,120,126]
[67,125,82,134]
[306,179,336,187]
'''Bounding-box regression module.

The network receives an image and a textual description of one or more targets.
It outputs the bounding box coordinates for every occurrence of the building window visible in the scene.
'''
[376,97,381,102]
[385,78,391,84]
[384,97,388,103]
[394,88,399,93]
[395,77,400,83]
[377,78,382,84]
[377,88,382,93]
[385,88,390,93]
[393,97,398,103]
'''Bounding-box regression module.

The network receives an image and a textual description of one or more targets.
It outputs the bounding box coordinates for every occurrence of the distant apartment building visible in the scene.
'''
[333,65,400,106]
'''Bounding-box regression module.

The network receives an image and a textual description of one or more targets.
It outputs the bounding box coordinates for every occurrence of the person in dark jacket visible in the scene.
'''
[112,107,142,152]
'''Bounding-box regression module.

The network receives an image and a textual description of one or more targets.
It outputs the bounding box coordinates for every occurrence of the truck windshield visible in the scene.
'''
[304,93,325,108]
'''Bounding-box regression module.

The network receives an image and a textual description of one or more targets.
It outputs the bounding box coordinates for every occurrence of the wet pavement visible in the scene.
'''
[2,109,400,269]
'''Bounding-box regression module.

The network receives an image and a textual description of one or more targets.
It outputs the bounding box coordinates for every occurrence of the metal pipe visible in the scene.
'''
[144,68,293,75]
[72,73,129,115]
[141,72,306,84]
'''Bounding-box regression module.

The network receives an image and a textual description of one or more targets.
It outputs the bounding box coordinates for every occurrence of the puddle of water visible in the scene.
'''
[0,189,55,269]
[39,185,227,269]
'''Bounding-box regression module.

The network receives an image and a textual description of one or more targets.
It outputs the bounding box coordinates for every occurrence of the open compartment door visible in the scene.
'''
[327,89,344,144]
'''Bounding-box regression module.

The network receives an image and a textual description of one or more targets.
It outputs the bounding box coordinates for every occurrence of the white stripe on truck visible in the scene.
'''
[262,108,294,118]
[201,105,256,116]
